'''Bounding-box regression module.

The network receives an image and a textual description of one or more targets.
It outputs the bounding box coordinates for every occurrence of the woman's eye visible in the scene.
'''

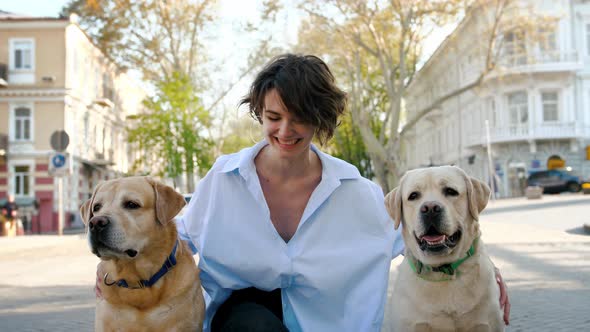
[124,201,141,209]
[408,192,420,201]
[444,187,459,196]
[267,117,280,121]
[92,204,102,212]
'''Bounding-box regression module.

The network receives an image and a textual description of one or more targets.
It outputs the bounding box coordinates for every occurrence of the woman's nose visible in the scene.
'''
[279,120,292,135]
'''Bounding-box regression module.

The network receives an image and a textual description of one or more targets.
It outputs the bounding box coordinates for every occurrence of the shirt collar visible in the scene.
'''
[219,139,361,181]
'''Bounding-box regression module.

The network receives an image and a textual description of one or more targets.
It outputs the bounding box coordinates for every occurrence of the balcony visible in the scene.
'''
[466,122,582,147]
[491,50,582,77]
[92,151,115,166]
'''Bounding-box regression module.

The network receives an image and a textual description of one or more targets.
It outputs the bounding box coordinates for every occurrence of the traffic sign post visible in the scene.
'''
[49,130,70,236]
[48,152,70,176]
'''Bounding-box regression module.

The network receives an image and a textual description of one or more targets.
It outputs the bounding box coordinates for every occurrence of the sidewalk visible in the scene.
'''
[1,194,589,331]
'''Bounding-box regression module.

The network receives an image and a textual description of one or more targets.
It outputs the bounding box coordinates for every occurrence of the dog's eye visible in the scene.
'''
[124,201,141,209]
[444,187,459,196]
[92,204,102,212]
[408,192,420,201]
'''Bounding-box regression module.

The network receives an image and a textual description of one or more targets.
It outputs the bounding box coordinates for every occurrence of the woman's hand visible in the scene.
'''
[95,261,106,299]
[494,267,510,325]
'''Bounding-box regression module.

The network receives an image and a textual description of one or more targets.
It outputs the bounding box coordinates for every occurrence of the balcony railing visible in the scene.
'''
[467,122,580,146]
[496,50,580,71]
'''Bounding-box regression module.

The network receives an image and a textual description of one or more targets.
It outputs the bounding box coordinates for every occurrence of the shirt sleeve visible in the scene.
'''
[368,180,406,259]
[175,156,225,255]
[175,216,198,254]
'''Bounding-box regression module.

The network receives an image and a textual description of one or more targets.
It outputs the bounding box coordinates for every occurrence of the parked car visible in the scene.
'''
[526,169,582,193]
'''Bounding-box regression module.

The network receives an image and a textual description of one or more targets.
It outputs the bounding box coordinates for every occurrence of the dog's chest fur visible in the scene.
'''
[391,248,503,331]
[96,280,203,332]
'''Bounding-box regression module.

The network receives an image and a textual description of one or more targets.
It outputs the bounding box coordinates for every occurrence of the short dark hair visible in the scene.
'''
[240,54,347,144]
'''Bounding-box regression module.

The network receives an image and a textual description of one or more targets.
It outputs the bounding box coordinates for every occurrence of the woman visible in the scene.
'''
[178,54,405,331]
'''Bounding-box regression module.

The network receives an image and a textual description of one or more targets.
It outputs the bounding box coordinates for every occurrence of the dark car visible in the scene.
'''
[526,169,582,193]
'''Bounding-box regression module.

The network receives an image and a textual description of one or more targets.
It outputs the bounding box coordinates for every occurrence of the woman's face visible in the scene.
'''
[261,89,316,157]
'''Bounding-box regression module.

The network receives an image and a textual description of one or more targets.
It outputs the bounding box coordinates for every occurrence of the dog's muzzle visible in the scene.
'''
[416,202,461,254]
[88,216,137,258]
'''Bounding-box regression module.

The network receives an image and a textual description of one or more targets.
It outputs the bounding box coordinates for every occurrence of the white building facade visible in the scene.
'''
[403,0,590,197]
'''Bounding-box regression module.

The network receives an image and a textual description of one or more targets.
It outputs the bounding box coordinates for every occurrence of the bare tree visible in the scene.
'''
[298,0,547,192]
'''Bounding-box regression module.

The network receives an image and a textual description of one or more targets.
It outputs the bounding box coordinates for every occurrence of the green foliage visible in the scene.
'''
[127,72,213,178]
[329,112,374,179]
[219,116,261,156]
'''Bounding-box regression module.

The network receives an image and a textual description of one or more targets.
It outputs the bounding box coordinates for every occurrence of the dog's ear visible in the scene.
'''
[385,186,403,230]
[464,173,491,221]
[147,178,186,225]
[79,182,103,225]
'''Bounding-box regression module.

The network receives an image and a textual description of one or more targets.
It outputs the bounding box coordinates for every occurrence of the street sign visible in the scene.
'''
[50,130,70,152]
[48,152,70,176]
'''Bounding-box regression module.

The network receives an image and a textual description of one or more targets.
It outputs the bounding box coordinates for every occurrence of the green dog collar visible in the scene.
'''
[407,237,478,282]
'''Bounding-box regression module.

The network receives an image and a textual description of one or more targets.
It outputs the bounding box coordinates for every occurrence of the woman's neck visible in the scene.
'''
[255,145,319,180]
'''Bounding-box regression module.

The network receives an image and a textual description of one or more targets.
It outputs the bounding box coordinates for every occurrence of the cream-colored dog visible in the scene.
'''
[80,177,204,332]
[385,166,503,332]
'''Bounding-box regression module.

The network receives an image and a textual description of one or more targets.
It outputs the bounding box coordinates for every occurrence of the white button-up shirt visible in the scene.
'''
[177,140,404,331]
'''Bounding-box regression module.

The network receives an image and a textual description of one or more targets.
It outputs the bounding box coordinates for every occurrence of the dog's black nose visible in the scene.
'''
[89,216,110,232]
[420,202,442,217]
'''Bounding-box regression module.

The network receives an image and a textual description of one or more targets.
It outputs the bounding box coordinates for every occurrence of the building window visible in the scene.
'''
[13,106,32,141]
[538,26,557,62]
[10,39,34,71]
[541,91,559,122]
[503,30,527,65]
[14,165,30,196]
[507,91,528,126]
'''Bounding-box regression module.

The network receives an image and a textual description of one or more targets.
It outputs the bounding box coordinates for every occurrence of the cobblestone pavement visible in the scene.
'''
[1,195,589,331]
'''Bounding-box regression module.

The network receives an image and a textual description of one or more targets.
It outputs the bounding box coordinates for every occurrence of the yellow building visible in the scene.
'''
[0,12,144,233]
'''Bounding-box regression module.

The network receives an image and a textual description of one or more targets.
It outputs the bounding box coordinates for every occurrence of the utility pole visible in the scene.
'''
[485,120,496,200]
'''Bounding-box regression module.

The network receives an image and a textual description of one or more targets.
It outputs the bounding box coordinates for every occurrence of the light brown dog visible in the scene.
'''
[384,166,503,332]
[80,176,204,332]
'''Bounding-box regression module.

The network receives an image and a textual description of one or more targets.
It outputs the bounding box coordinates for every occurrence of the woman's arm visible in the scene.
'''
[494,267,510,325]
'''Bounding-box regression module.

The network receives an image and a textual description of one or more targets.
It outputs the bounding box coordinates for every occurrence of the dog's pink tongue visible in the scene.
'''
[421,235,445,243]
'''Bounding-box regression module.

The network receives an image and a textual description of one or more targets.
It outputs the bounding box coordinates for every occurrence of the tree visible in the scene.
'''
[298,0,546,192]
[127,72,212,190]
[61,0,282,191]
[218,114,262,155]
[295,12,389,180]
[61,0,214,83]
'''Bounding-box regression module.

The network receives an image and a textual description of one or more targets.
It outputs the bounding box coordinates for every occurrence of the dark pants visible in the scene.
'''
[211,288,289,332]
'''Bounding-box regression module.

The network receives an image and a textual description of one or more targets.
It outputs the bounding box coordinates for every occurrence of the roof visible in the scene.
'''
[0,10,66,21]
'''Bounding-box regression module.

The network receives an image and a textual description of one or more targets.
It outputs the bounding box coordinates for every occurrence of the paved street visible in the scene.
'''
[1,194,589,331]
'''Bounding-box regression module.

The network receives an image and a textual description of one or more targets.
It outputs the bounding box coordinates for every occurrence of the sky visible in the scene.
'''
[0,0,67,17]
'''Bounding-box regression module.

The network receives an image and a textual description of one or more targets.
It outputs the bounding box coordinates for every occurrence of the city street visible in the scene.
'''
[1,194,589,331]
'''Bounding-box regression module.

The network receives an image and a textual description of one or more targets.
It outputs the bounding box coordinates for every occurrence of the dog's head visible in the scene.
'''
[385,166,490,265]
[79,177,186,260]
